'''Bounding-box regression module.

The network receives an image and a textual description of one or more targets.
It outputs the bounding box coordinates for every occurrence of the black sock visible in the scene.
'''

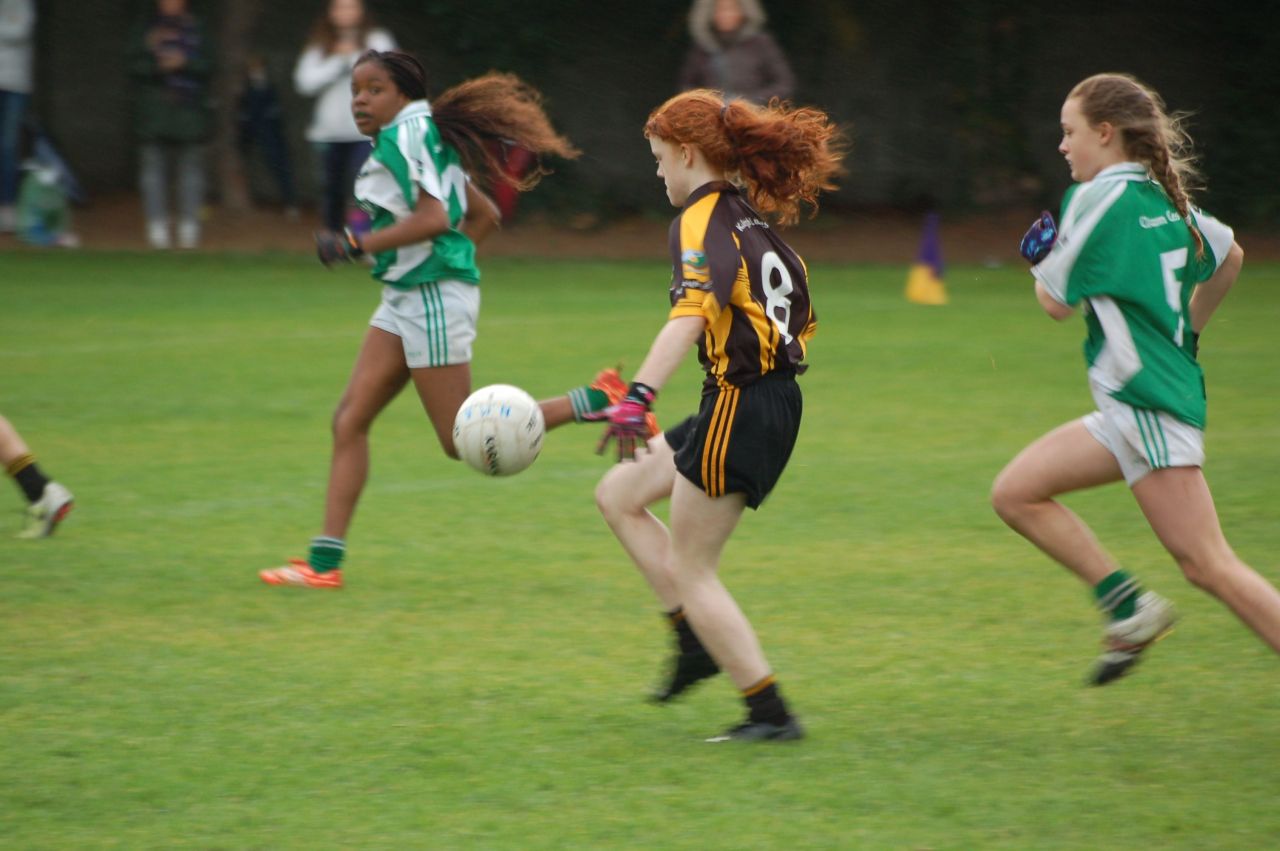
[666,607,708,656]
[744,677,790,726]
[7,454,49,504]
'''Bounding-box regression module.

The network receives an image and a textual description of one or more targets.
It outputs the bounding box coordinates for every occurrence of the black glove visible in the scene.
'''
[315,228,364,267]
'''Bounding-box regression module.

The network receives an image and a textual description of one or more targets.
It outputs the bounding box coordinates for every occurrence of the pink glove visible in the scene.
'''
[593,382,657,462]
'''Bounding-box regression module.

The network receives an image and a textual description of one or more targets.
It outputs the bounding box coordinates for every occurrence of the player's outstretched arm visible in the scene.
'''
[593,316,704,461]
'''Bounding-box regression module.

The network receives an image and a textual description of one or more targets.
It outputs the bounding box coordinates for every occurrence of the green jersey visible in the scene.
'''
[354,101,479,288]
[1032,162,1235,428]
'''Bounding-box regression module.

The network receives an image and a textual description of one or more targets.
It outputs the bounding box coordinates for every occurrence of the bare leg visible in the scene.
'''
[667,475,767,689]
[594,437,680,607]
[1134,467,1280,654]
[409,363,473,459]
[991,419,1126,586]
[322,328,410,538]
[0,415,32,467]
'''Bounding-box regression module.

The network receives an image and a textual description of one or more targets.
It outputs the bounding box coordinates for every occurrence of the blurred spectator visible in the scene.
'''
[129,0,214,250]
[679,0,794,105]
[293,0,395,233]
[0,0,34,234]
[238,53,298,219]
[17,156,78,247]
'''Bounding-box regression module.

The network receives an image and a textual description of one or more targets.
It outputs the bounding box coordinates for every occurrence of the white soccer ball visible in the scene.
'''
[452,384,545,477]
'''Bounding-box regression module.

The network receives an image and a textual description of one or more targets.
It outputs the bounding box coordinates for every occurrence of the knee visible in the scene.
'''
[1174,551,1235,594]
[990,472,1029,527]
[594,474,634,525]
[594,477,620,522]
[1177,558,1212,592]
[331,399,371,442]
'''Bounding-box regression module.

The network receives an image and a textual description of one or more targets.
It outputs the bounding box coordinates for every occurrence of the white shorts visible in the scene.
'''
[1083,387,1205,486]
[370,281,480,368]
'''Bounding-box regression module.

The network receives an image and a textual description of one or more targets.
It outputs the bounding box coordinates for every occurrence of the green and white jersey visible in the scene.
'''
[1032,162,1235,428]
[354,100,479,288]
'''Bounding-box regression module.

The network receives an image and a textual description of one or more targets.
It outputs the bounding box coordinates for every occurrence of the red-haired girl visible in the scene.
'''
[993,73,1280,684]
[593,89,844,742]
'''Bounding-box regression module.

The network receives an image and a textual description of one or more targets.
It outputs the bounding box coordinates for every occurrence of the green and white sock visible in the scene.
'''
[308,536,346,573]
[568,385,610,422]
[1095,570,1141,621]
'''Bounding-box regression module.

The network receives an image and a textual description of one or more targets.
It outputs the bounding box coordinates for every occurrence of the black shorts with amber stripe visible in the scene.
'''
[665,370,802,510]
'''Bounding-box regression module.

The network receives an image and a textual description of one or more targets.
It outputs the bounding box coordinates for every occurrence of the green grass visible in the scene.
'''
[2,250,1279,849]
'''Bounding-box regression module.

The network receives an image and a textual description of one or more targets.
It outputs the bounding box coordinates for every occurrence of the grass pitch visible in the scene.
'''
[2,250,1279,849]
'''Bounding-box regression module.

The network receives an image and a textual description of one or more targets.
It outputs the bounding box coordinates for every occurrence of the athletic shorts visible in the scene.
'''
[369,281,480,368]
[1083,386,1205,486]
[664,370,802,509]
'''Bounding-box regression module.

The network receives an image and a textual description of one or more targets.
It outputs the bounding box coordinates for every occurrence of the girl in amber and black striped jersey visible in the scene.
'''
[592,89,844,743]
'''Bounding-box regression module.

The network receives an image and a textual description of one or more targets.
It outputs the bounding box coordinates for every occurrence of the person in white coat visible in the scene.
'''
[294,0,395,231]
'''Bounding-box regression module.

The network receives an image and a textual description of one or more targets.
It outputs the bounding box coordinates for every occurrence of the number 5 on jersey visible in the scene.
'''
[1159,247,1188,347]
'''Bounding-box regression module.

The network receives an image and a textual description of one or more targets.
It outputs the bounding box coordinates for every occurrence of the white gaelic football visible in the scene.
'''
[452,384,545,476]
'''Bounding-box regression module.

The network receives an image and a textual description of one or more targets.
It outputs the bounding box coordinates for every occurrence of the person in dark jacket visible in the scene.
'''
[237,54,298,218]
[678,0,794,105]
[129,0,214,249]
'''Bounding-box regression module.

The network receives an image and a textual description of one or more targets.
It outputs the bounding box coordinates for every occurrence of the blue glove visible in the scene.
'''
[1019,211,1057,264]
[315,228,364,267]
[593,381,657,462]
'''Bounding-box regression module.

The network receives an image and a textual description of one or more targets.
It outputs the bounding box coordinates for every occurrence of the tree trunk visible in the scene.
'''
[213,0,259,213]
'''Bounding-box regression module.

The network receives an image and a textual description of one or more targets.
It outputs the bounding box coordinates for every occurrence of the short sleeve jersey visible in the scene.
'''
[354,100,479,288]
[667,182,816,391]
[1032,162,1235,427]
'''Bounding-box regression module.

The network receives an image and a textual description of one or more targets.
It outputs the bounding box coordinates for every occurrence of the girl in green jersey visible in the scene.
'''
[993,73,1280,684]
[262,51,633,588]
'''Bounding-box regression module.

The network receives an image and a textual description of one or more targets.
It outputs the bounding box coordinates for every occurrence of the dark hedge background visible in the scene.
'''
[30,0,1280,224]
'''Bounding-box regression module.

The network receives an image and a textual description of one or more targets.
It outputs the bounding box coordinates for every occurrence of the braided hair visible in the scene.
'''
[1070,73,1205,257]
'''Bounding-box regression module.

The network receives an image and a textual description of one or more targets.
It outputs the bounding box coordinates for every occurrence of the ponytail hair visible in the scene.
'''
[431,72,580,191]
[645,89,846,226]
[354,52,579,191]
[1069,72,1205,257]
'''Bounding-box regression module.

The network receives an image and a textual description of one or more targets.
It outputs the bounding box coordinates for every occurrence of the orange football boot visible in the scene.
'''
[259,559,344,589]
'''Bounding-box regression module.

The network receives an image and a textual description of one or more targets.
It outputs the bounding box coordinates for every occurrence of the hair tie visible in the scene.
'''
[721,102,730,120]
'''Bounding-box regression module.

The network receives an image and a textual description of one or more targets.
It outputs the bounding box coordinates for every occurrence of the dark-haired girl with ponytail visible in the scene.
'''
[262,51,633,588]
[993,72,1280,684]
[592,89,844,742]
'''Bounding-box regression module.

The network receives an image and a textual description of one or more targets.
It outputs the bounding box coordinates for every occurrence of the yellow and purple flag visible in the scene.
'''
[905,212,948,305]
